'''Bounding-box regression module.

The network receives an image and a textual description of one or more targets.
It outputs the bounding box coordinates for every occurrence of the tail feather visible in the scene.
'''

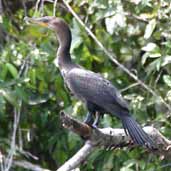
[121,115,154,149]
[127,117,144,145]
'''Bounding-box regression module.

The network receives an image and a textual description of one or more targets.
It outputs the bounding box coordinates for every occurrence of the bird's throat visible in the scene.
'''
[56,45,71,68]
[55,25,72,67]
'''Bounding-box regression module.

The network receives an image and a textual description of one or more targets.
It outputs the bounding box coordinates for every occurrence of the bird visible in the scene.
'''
[25,16,155,149]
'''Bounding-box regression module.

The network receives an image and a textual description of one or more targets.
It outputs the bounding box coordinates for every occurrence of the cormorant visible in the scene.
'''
[25,16,154,149]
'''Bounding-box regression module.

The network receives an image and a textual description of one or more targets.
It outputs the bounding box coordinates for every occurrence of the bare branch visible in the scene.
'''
[4,106,22,171]
[53,0,58,16]
[33,0,41,17]
[120,82,140,92]
[60,111,92,139]
[4,112,171,171]
[13,160,51,171]
[0,0,2,13]
[22,0,28,17]
[0,0,3,23]
[62,0,171,112]
[4,55,30,171]
[57,112,171,171]
[57,142,94,171]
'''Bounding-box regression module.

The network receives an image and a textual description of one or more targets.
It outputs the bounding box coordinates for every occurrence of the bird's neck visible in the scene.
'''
[55,29,72,69]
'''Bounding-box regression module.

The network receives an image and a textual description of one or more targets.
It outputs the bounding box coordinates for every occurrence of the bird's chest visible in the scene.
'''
[60,69,83,100]
[65,74,88,101]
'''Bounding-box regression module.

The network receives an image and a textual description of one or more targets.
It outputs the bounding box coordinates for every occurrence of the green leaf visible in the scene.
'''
[0,65,8,80]
[163,75,171,87]
[141,43,161,64]
[141,53,149,65]
[15,87,28,103]
[144,19,156,39]
[146,58,161,74]
[29,68,36,85]
[6,63,18,78]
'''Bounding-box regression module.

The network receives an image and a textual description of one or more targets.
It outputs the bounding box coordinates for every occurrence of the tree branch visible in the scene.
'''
[13,160,51,171]
[6,112,171,171]
[57,142,94,171]
[0,0,3,23]
[57,112,171,171]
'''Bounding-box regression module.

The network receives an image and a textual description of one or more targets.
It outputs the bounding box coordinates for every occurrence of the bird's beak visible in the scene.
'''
[24,17,49,27]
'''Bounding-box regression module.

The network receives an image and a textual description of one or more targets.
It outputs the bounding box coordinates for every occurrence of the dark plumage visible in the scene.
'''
[26,16,155,149]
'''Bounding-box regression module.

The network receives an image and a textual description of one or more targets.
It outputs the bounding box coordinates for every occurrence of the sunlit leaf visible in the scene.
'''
[144,19,156,39]
[163,75,171,87]
[162,56,171,66]
[142,42,159,52]
[105,12,126,34]
[166,90,171,102]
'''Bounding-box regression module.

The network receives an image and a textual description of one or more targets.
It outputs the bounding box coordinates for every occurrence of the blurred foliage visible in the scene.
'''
[0,0,171,170]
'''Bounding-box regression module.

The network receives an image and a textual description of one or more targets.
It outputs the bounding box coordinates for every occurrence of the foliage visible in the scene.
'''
[1,0,171,170]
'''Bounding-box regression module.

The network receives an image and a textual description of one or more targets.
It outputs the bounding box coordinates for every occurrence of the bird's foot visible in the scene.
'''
[83,112,94,126]
[91,124,98,129]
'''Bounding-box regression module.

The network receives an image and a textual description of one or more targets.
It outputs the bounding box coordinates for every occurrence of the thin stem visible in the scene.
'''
[53,0,58,16]
[33,0,41,17]
[120,83,140,93]
[4,55,30,171]
[4,105,22,171]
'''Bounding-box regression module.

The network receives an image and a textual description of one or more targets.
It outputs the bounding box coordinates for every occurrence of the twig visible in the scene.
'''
[62,0,171,112]
[0,0,2,14]
[53,0,58,16]
[33,0,41,17]
[4,55,30,171]
[13,160,51,171]
[4,106,22,171]
[120,82,140,92]
[22,0,27,17]
[0,0,3,23]
[40,0,45,16]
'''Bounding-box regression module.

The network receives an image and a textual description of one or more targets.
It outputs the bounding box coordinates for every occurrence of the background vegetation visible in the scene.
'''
[0,0,171,170]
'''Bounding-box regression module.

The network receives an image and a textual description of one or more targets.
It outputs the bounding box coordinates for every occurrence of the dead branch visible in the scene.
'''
[13,160,51,171]
[57,142,94,171]
[57,112,171,171]
[0,0,3,15]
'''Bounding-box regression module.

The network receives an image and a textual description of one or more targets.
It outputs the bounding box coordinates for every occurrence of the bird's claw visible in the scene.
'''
[91,124,98,129]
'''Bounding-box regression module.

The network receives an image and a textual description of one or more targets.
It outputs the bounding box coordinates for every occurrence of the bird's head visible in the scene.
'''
[25,16,72,57]
[24,16,69,34]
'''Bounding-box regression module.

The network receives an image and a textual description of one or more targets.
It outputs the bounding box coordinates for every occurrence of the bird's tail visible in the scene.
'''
[121,115,155,149]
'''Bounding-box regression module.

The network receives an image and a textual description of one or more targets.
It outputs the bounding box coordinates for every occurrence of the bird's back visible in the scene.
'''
[65,68,129,116]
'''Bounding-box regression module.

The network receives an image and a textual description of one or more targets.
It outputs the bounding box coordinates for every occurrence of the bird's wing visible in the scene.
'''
[66,68,129,111]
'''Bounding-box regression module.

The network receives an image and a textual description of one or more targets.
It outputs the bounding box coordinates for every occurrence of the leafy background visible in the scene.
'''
[0,0,171,170]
